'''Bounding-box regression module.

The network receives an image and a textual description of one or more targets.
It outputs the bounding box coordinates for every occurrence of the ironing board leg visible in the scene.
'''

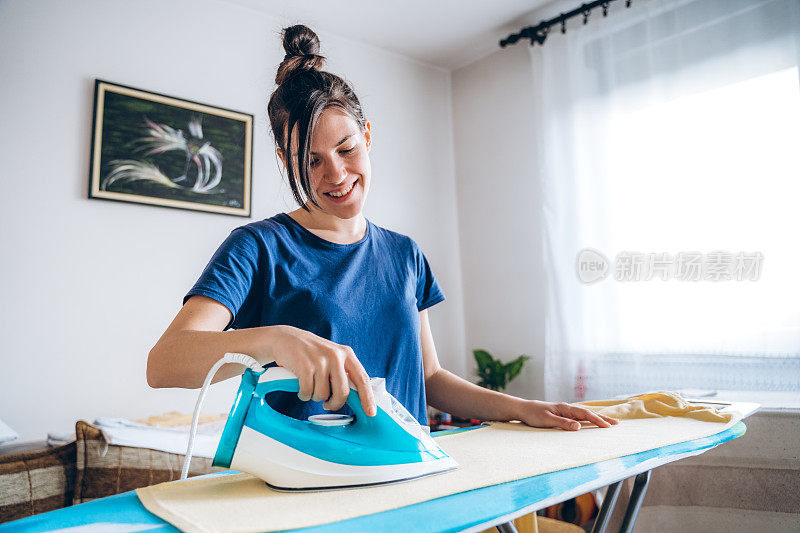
[619,470,651,533]
[496,521,519,533]
[589,479,622,533]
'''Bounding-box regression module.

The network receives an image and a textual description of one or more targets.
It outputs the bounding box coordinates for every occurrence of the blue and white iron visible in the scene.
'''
[181,353,458,491]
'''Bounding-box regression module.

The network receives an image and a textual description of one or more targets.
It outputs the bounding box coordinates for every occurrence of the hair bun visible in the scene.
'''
[275,25,326,85]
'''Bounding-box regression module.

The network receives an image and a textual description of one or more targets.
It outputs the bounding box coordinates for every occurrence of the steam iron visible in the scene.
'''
[181,353,458,491]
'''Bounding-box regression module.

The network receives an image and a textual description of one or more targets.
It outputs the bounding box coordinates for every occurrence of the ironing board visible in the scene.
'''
[0,421,746,533]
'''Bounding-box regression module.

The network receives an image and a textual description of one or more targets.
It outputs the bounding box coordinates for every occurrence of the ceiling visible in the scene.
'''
[217,0,555,71]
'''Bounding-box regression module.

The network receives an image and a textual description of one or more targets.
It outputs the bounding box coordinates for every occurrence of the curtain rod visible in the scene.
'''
[499,0,634,48]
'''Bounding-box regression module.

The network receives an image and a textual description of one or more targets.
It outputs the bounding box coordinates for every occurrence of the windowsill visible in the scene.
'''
[592,353,800,411]
[708,389,800,412]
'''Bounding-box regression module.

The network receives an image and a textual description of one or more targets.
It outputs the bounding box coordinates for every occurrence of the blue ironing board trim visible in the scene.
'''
[0,422,745,533]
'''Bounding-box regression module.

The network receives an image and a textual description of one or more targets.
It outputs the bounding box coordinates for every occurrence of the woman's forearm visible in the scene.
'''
[424,368,527,422]
[147,326,281,389]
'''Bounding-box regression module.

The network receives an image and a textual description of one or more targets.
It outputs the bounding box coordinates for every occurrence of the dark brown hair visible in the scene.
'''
[268,25,367,210]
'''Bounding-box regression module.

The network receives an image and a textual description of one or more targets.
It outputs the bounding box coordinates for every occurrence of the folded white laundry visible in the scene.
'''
[0,418,19,444]
[93,416,226,458]
[47,431,76,446]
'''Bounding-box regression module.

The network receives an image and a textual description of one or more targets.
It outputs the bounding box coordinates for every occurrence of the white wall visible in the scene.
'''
[0,0,465,441]
[451,44,547,400]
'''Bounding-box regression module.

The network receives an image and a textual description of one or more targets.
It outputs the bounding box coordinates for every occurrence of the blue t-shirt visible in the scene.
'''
[184,212,445,425]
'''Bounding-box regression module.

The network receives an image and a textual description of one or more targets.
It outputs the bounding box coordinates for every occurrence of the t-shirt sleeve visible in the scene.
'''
[183,227,263,330]
[411,239,445,312]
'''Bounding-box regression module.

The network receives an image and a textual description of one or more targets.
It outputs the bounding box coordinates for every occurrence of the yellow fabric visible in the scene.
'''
[134,411,226,428]
[484,514,584,533]
[576,391,732,423]
[137,395,754,533]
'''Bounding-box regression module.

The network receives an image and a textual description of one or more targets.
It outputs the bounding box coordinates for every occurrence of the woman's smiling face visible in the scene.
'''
[280,107,372,220]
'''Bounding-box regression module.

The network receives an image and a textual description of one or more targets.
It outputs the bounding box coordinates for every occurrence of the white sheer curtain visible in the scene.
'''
[532,0,800,402]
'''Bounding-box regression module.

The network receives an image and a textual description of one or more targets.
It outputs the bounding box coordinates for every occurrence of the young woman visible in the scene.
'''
[146,24,618,432]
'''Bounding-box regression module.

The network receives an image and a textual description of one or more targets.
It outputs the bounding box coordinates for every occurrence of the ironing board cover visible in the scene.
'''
[132,400,756,533]
[0,421,749,533]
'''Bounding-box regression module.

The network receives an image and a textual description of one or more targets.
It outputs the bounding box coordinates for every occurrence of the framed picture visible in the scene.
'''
[88,79,253,217]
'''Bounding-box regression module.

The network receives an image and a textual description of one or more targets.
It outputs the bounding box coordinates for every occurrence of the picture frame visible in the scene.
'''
[88,79,253,217]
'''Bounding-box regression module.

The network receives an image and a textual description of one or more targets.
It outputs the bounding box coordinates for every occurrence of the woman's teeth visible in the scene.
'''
[328,182,354,197]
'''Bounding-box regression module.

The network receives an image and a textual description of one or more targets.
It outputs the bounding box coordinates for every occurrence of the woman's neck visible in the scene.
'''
[287,207,367,245]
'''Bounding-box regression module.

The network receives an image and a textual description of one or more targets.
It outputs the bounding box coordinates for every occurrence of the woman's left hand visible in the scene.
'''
[516,400,619,431]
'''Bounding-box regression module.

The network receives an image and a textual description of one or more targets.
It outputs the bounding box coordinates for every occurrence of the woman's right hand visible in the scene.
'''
[264,325,377,417]
[147,295,376,414]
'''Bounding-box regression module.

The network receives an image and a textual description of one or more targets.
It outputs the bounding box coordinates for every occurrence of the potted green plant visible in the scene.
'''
[473,349,530,391]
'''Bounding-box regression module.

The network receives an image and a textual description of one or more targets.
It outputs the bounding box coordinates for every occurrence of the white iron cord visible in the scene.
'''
[180,353,264,480]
